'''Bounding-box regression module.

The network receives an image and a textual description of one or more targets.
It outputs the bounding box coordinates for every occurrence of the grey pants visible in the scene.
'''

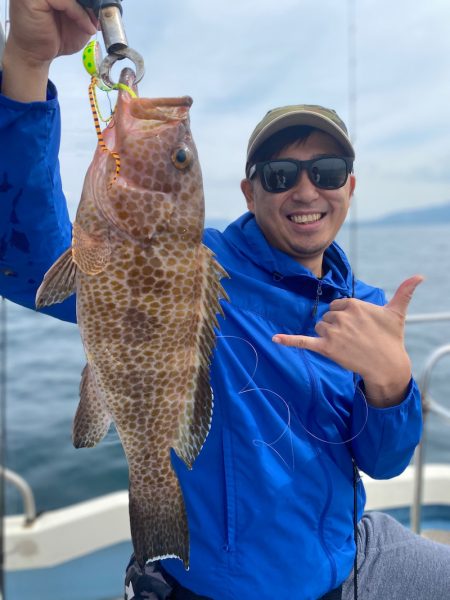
[342,512,450,600]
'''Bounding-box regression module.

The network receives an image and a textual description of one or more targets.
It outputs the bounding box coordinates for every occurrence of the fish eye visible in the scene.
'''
[171,146,193,170]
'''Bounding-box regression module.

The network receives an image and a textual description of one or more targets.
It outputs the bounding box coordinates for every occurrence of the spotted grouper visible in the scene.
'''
[36,69,228,568]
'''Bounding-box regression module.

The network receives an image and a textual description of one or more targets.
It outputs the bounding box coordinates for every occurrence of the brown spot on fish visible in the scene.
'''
[36,69,228,569]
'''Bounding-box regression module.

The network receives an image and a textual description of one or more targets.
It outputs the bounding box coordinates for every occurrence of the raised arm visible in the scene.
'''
[0,0,97,321]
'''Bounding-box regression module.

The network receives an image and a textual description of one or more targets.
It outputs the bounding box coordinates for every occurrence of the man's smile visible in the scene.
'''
[288,212,324,224]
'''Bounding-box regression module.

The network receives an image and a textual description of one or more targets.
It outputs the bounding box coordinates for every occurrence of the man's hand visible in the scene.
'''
[273,275,424,408]
[2,0,97,101]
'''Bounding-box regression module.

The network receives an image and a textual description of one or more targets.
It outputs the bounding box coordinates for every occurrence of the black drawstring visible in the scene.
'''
[352,459,360,600]
[351,275,358,600]
[0,297,7,599]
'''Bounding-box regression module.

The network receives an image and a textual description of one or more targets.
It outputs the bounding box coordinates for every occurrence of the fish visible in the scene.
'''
[35,68,229,568]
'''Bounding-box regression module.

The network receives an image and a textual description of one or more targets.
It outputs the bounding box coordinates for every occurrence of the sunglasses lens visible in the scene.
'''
[309,158,348,189]
[256,157,350,193]
[261,161,299,192]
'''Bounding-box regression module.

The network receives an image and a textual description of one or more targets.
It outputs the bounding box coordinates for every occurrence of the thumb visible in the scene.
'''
[386,274,424,317]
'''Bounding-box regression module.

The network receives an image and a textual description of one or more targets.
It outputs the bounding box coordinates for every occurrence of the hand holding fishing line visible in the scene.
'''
[2,0,97,102]
[273,274,424,408]
[7,0,97,61]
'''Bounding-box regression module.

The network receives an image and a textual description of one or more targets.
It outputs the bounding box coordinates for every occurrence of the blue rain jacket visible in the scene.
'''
[0,78,422,600]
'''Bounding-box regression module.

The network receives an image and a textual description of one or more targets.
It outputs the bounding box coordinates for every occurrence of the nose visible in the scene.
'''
[290,168,320,203]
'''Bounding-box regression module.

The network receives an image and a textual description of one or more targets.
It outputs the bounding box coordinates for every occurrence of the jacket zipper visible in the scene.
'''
[303,278,353,588]
[311,280,323,318]
[301,350,338,588]
[222,428,236,554]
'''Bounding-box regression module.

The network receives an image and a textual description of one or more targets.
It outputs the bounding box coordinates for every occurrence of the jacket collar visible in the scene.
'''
[223,212,353,295]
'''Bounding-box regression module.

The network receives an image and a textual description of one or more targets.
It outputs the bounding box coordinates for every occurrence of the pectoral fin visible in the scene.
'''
[35,248,78,309]
[72,221,112,275]
[72,364,112,448]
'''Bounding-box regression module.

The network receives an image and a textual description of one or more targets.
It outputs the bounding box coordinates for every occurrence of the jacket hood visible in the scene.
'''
[222,212,354,296]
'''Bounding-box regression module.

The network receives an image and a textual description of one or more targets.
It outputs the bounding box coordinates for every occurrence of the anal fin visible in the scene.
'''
[72,364,112,448]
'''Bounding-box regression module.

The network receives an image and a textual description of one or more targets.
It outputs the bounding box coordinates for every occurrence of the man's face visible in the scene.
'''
[241,130,356,277]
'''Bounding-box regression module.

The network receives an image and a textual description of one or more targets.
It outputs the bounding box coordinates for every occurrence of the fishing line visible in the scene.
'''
[88,76,121,187]
[0,298,7,600]
[0,11,8,597]
[216,334,295,469]
[243,386,295,471]
[3,0,8,36]
[84,39,137,189]
[215,335,369,460]
[0,0,8,72]
[0,11,9,600]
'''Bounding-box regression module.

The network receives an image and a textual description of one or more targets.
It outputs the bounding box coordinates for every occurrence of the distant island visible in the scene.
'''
[357,200,450,227]
[205,201,450,231]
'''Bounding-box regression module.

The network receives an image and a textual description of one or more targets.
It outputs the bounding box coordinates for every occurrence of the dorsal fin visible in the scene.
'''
[173,245,229,468]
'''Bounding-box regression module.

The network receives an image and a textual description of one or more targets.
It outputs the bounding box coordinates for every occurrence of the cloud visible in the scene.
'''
[49,0,450,223]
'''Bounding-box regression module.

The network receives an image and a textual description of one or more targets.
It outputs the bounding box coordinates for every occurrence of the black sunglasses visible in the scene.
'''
[248,155,354,193]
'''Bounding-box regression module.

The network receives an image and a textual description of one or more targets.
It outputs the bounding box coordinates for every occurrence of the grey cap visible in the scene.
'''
[246,104,355,167]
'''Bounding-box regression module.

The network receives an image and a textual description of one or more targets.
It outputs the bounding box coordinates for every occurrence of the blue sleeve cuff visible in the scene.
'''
[359,378,416,412]
[0,72,58,105]
[351,377,423,478]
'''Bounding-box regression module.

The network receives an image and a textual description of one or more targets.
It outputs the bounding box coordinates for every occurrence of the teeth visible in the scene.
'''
[290,213,322,224]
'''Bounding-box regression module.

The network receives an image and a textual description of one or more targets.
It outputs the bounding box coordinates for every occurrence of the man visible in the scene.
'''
[1,2,450,599]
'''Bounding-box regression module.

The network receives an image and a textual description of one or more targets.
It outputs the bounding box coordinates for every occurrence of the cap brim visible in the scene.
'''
[247,110,355,161]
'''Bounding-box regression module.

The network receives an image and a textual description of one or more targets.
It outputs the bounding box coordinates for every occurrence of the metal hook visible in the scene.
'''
[99,47,145,88]
[78,1,146,88]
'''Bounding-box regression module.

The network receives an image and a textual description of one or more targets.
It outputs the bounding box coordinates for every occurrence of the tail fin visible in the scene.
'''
[129,466,189,569]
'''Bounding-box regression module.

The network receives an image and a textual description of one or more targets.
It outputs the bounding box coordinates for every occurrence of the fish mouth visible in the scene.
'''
[136,97,193,109]
[131,96,193,123]
[117,67,193,123]
[118,67,139,93]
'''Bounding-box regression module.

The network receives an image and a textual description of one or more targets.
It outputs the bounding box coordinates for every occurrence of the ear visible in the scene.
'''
[349,173,356,199]
[241,178,255,213]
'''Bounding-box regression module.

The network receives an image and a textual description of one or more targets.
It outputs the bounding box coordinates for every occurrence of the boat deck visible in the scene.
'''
[4,464,450,599]
[422,529,450,545]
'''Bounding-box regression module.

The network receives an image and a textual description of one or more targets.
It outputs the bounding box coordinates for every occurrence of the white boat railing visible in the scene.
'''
[406,312,450,324]
[2,311,450,549]
[410,337,450,533]
[0,18,5,68]
[0,468,36,525]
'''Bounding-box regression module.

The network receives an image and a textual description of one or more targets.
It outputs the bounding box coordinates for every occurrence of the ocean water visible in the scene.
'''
[4,223,450,516]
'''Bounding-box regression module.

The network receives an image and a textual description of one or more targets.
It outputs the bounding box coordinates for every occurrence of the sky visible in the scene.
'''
[4,0,450,223]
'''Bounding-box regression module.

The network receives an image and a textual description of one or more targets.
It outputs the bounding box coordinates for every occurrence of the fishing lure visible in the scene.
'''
[82,40,137,187]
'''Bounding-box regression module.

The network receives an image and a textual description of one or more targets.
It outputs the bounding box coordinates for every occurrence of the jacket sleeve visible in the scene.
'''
[350,377,422,479]
[0,75,76,323]
[349,280,423,479]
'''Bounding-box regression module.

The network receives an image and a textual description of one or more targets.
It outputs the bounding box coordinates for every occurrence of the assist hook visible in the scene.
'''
[77,0,145,87]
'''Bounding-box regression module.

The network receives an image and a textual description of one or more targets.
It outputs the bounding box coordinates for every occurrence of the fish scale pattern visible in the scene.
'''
[36,70,228,568]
